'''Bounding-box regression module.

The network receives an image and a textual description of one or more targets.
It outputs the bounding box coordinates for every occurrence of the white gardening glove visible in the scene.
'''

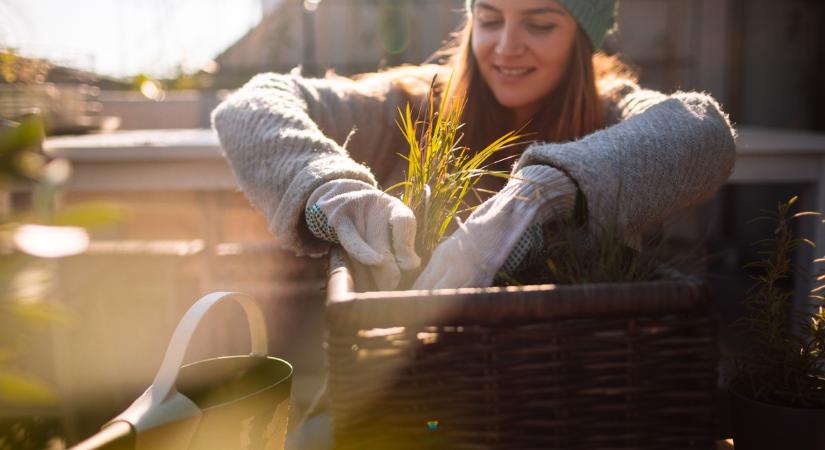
[412,165,577,290]
[305,179,421,290]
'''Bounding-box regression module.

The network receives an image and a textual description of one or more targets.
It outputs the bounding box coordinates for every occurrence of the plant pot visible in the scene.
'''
[730,390,825,450]
[325,249,719,449]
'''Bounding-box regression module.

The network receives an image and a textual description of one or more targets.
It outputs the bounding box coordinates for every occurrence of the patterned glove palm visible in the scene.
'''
[498,223,545,280]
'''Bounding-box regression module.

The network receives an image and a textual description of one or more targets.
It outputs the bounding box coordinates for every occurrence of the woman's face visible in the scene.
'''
[471,0,578,124]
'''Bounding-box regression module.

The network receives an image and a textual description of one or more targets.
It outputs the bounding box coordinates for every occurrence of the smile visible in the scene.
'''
[493,65,536,77]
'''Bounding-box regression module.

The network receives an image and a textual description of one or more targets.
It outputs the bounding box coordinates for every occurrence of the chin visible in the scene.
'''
[492,93,533,110]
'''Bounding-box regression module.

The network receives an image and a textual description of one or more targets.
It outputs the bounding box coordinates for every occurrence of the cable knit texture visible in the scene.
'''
[515,78,736,245]
[212,66,736,258]
[465,0,617,49]
[212,68,409,257]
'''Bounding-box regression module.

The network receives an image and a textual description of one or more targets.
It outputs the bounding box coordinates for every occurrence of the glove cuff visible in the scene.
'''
[306,178,376,210]
[510,165,578,225]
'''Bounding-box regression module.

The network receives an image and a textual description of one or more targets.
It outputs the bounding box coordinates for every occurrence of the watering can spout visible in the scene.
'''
[104,387,202,449]
[109,383,202,430]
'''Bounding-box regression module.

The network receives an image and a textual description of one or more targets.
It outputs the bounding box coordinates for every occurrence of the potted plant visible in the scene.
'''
[323,84,720,449]
[729,197,825,450]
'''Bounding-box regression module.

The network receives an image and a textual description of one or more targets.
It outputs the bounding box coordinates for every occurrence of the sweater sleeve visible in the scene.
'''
[514,80,736,243]
[211,68,423,257]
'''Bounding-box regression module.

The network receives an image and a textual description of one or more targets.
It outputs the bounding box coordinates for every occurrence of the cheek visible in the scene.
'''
[548,42,574,68]
[535,37,575,83]
[539,50,568,81]
[470,32,490,62]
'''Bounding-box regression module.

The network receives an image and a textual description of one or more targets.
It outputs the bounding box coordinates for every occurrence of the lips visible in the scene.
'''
[493,65,536,78]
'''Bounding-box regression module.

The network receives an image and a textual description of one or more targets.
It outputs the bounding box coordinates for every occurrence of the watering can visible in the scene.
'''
[71,292,293,450]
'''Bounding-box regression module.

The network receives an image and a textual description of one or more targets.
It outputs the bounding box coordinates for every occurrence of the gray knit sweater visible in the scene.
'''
[211,65,736,256]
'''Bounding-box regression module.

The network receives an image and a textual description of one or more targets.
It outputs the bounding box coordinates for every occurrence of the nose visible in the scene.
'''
[495,24,525,56]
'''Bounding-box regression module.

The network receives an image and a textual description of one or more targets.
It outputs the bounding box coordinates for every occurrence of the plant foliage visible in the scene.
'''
[541,219,665,284]
[731,196,825,408]
[386,75,522,260]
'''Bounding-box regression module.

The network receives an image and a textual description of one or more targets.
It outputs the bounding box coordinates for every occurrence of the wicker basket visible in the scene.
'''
[325,249,718,450]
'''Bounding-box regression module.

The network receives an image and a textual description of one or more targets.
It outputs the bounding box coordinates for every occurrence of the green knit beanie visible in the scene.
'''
[464,0,617,50]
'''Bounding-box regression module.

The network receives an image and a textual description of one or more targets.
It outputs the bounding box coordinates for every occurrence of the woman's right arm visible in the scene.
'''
[211,70,414,257]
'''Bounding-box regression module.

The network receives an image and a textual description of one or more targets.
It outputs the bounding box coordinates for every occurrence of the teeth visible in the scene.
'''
[497,66,531,76]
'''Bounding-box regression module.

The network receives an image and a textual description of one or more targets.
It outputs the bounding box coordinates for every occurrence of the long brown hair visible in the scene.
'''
[348,15,636,177]
[440,19,635,170]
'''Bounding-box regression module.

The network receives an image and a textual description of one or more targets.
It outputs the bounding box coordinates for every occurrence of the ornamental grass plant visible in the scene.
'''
[386,76,523,262]
[731,196,825,408]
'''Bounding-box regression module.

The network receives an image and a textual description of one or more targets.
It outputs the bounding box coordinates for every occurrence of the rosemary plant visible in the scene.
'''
[732,196,825,408]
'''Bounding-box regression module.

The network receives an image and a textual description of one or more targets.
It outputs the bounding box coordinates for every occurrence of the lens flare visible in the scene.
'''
[14,224,90,258]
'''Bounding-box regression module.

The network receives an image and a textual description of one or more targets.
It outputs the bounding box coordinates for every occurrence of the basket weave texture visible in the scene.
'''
[325,250,718,450]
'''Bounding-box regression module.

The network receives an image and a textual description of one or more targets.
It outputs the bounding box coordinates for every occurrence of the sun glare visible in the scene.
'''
[14,224,90,258]
[1,0,264,78]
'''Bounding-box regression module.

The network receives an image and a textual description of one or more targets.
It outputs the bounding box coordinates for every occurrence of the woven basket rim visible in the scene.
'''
[326,248,709,328]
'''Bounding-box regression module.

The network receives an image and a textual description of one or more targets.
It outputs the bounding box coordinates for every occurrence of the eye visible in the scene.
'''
[478,19,503,29]
[527,23,557,33]
[475,13,503,29]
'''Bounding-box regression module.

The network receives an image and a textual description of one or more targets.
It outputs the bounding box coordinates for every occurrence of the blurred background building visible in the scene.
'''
[1,0,825,447]
[8,0,821,132]
[212,0,824,131]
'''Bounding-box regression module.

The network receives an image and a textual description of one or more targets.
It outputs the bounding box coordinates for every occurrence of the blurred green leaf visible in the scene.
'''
[0,116,46,185]
[5,202,123,230]
[51,203,123,229]
[9,301,72,328]
[0,371,56,405]
[0,118,42,158]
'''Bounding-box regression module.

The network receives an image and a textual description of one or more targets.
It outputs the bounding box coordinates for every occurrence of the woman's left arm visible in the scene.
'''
[514,82,737,243]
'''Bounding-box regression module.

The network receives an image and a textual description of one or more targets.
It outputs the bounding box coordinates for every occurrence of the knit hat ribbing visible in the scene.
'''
[464,0,617,50]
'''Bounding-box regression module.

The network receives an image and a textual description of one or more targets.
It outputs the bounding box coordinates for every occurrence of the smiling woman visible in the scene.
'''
[472,0,579,125]
[213,0,734,291]
[452,0,630,157]
[211,0,736,441]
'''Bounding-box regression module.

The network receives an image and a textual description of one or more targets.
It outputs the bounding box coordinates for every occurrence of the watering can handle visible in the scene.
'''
[151,291,268,401]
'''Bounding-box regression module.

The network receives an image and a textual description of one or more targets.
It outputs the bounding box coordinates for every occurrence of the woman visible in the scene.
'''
[214,1,735,446]
[212,0,735,290]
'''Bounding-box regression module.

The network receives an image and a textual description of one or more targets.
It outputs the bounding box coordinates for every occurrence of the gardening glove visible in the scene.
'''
[498,223,545,279]
[305,179,421,290]
[412,165,577,290]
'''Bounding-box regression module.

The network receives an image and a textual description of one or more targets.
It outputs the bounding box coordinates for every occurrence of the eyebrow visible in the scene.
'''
[475,2,568,16]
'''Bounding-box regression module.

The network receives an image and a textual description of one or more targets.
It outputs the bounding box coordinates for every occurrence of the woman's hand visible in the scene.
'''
[412,165,577,290]
[305,179,421,290]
